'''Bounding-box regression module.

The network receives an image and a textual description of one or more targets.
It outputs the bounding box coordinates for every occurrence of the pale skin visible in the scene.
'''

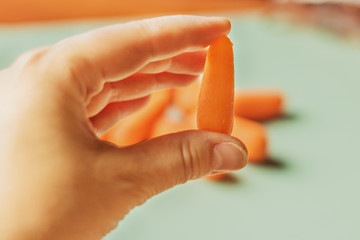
[0,15,248,240]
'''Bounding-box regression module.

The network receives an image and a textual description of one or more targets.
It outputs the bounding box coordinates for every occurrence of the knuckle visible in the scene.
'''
[134,20,155,60]
[14,47,50,71]
[54,42,96,79]
[179,139,194,181]
[50,40,104,97]
[109,83,121,102]
[150,73,160,90]
[179,137,212,181]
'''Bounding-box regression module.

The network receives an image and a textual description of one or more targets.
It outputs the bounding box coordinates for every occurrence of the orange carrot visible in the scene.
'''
[101,89,173,146]
[173,79,201,114]
[196,35,234,181]
[234,89,284,121]
[151,108,196,138]
[232,116,267,163]
[197,35,234,135]
[0,0,269,23]
[205,173,229,181]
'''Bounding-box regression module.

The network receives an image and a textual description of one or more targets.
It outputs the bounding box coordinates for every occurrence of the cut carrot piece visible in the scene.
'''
[206,173,229,181]
[234,89,284,121]
[196,35,235,181]
[101,89,173,146]
[151,108,196,138]
[232,116,267,163]
[197,35,234,135]
[173,79,201,114]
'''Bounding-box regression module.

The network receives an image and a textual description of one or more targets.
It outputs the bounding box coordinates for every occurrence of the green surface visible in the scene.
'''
[1,14,360,240]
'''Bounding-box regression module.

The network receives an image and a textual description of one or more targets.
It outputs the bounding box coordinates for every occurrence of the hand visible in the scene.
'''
[0,15,247,240]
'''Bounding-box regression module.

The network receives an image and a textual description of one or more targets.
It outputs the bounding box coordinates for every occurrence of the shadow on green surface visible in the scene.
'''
[209,174,241,185]
[252,157,287,169]
[260,112,299,124]
[279,112,298,121]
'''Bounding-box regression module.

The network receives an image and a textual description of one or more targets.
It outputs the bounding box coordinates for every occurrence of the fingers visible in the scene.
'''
[52,15,230,96]
[86,48,207,116]
[90,96,149,135]
[139,49,208,74]
[87,73,198,116]
[102,131,248,198]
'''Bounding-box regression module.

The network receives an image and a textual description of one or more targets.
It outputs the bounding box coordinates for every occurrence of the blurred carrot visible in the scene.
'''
[197,35,234,135]
[206,173,229,181]
[173,79,201,114]
[101,89,173,146]
[232,116,267,163]
[234,90,284,121]
[151,108,196,138]
[0,0,269,23]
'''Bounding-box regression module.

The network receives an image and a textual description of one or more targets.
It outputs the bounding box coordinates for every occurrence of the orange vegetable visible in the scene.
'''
[0,0,269,23]
[101,89,173,146]
[196,35,234,181]
[234,90,284,121]
[151,109,196,138]
[173,79,201,114]
[197,35,234,135]
[205,173,229,181]
[232,116,267,163]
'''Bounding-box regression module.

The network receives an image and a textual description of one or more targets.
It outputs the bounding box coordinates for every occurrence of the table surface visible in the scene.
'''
[1,13,359,240]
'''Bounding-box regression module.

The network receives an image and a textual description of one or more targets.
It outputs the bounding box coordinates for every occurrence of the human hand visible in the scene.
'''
[0,15,247,240]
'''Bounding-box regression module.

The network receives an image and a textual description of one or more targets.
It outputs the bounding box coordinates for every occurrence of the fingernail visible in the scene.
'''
[213,142,248,172]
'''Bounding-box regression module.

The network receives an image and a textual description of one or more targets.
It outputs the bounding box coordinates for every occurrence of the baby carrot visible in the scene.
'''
[197,35,234,135]
[205,173,229,181]
[232,116,267,163]
[173,79,201,114]
[234,89,284,121]
[151,108,196,138]
[101,89,173,146]
[196,35,234,181]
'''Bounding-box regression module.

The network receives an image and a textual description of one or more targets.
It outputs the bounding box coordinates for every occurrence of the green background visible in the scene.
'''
[1,13,359,239]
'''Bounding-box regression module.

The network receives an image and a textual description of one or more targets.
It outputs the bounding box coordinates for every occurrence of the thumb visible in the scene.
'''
[108,130,248,198]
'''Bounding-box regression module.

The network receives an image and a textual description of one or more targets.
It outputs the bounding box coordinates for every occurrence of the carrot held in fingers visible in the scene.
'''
[197,35,234,135]
[234,89,284,121]
[196,35,235,181]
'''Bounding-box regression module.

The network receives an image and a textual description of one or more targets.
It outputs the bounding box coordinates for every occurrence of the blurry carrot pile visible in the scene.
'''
[267,1,360,40]
[101,35,285,181]
[0,0,267,23]
[2,0,360,36]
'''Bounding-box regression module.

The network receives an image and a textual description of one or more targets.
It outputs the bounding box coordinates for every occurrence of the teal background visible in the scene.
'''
[1,13,359,239]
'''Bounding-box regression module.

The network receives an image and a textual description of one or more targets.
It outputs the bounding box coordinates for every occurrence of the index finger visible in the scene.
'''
[52,15,231,91]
